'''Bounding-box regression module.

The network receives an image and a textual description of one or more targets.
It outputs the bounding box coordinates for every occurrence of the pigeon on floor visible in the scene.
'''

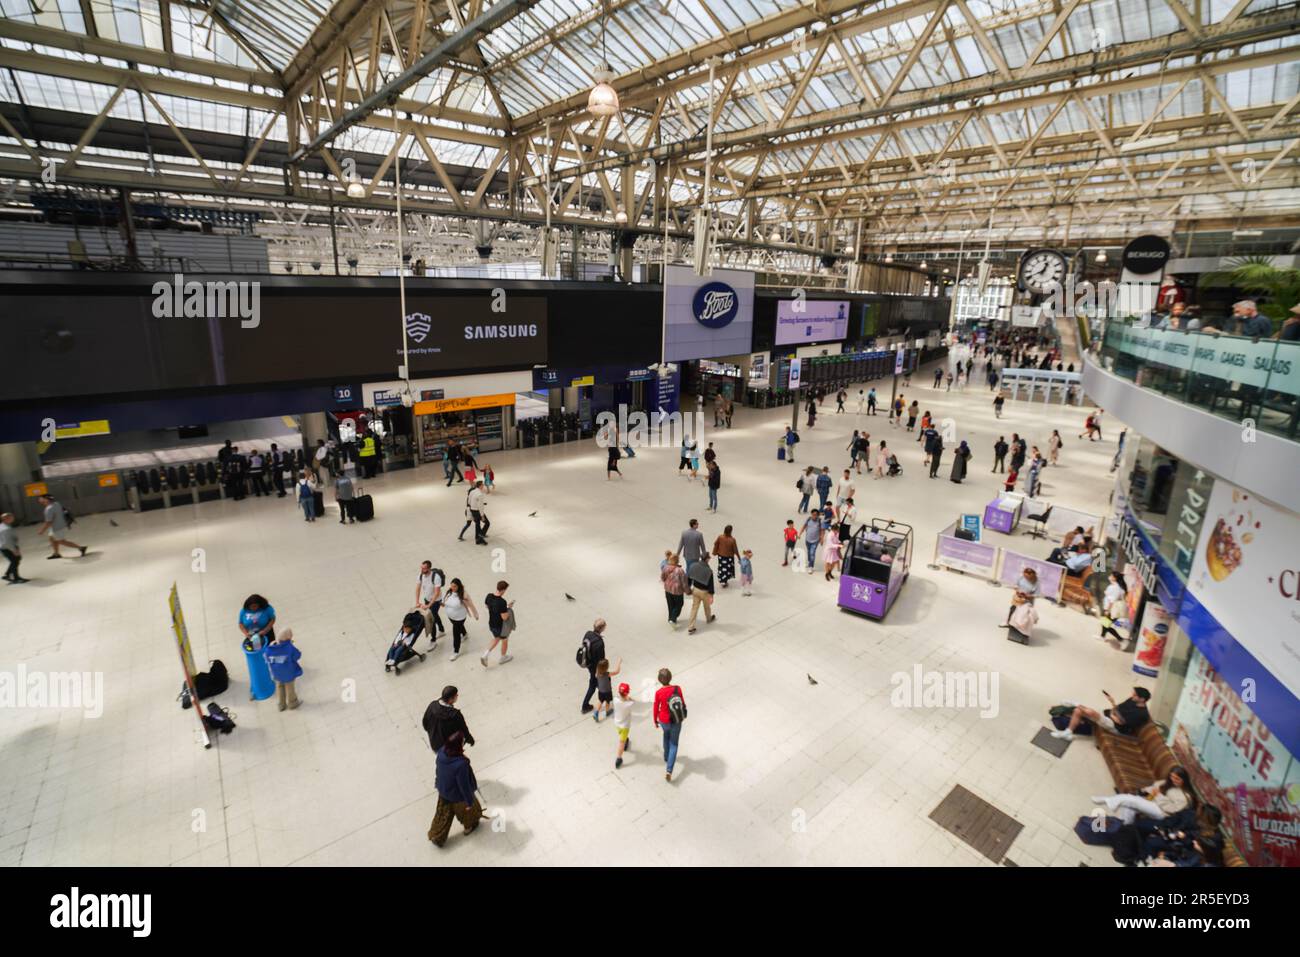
[528,511,537,517]
[109,519,119,527]
[807,674,818,685]
[565,593,575,601]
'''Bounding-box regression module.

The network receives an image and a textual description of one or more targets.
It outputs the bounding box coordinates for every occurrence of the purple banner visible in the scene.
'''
[838,574,888,618]
[935,535,998,578]
[998,551,1065,601]
[775,300,850,346]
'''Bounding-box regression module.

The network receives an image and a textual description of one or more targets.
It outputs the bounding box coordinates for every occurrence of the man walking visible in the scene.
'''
[466,480,490,544]
[800,509,823,573]
[480,580,513,666]
[816,466,832,512]
[415,560,446,642]
[674,518,709,570]
[580,619,608,714]
[654,668,686,782]
[36,495,86,559]
[444,439,465,486]
[926,430,944,479]
[685,558,716,634]
[423,685,476,751]
[1,512,28,583]
[993,436,1009,473]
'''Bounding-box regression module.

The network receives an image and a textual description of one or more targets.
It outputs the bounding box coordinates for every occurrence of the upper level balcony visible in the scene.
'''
[1084,321,1300,513]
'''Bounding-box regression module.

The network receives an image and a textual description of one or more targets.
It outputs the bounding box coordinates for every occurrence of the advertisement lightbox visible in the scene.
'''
[774,300,850,346]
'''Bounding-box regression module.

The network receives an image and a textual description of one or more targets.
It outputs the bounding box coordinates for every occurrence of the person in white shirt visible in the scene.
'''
[612,681,634,769]
[458,481,490,545]
[837,498,858,542]
[414,560,446,640]
[835,470,856,510]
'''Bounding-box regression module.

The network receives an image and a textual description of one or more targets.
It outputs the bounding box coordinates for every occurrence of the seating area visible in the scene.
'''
[1094,724,1246,867]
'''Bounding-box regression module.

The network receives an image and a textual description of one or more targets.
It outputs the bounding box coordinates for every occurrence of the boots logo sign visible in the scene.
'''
[405,312,432,344]
[692,282,739,328]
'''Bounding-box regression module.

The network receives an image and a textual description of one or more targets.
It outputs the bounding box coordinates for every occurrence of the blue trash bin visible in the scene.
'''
[242,639,276,701]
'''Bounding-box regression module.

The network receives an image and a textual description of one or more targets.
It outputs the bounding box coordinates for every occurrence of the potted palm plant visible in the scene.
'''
[1199,256,1300,334]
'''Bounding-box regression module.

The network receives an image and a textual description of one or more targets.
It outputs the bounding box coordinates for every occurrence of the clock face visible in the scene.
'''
[1018,249,1067,294]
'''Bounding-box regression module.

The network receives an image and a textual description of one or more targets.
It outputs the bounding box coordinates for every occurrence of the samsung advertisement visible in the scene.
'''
[775,299,850,346]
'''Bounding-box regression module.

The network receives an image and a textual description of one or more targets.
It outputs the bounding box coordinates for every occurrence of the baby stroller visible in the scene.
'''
[385,612,427,675]
[886,454,902,477]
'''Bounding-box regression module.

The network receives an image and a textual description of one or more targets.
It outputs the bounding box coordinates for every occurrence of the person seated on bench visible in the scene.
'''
[1092,766,1194,826]
[1048,533,1094,572]
[1141,806,1225,867]
[1050,686,1150,741]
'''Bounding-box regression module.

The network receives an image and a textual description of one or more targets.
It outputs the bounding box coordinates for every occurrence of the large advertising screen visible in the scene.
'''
[663,265,755,362]
[774,300,849,346]
[0,289,547,401]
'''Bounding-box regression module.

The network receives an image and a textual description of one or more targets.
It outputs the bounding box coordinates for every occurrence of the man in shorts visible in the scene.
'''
[36,495,87,559]
[1051,687,1150,742]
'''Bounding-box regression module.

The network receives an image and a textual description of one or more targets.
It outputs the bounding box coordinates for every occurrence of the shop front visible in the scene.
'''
[531,363,660,432]
[364,371,532,466]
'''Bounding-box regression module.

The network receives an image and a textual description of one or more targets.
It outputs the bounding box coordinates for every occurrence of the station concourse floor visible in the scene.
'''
[2,355,1140,867]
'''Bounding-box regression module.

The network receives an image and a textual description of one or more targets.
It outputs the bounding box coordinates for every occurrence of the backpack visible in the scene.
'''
[202,702,236,735]
[667,686,687,723]
[790,432,800,444]
[194,659,229,699]
[576,635,593,669]
[63,507,75,527]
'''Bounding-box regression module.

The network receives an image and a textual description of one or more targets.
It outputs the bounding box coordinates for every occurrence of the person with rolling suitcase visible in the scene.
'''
[334,471,355,524]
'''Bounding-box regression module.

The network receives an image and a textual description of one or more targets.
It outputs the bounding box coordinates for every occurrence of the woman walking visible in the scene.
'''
[874,439,890,478]
[1002,567,1039,628]
[1048,429,1062,466]
[442,578,479,661]
[949,440,972,484]
[823,526,842,581]
[713,525,740,589]
[607,441,623,480]
[705,459,721,512]
[806,396,818,429]
[797,467,817,512]
[660,553,689,628]
[427,731,483,847]
[906,400,919,432]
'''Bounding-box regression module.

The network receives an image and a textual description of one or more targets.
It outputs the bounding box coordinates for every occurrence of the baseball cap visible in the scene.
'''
[618,683,630,696]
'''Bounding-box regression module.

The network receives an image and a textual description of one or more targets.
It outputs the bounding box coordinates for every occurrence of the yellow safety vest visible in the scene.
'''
[359,436,376,457]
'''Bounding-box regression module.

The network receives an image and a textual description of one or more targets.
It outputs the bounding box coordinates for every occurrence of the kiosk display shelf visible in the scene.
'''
[983,494,1023,534]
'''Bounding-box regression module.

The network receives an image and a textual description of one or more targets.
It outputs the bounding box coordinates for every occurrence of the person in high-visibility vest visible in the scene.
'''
[359,433,378,479]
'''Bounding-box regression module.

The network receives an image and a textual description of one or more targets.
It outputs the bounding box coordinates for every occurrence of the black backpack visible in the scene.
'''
[63,506,75,527]
[576,635,593,669]
[667,686,688,723]
[202,702,236,735]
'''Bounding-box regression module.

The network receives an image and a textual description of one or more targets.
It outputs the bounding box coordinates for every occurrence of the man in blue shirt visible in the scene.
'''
[815,467,832,511]
[1234,300,1273,338]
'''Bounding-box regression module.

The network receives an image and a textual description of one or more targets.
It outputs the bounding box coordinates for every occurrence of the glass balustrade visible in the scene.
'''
[1096,320,1300,440]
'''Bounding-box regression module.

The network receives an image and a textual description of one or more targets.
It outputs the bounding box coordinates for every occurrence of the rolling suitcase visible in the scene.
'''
[353,493,374,522]
[312,489,325,516]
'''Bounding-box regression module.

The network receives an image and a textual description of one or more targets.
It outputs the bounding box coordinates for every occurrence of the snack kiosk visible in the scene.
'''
[837,519,913,620]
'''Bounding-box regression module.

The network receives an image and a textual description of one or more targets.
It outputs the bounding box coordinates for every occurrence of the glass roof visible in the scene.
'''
[0,0,1293,234]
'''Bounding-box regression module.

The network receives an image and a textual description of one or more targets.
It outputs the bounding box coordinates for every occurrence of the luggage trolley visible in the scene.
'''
[837,519,913,621]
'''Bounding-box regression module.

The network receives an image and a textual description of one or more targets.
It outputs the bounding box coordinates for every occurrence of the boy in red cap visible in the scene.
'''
[613,681,633,769]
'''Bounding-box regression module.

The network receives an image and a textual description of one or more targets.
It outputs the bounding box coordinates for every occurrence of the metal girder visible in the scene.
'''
[519,9,1300,187]
[288,0,535,164]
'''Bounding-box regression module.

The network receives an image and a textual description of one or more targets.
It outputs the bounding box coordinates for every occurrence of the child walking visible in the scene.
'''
[739,549,754,596]
[592,657,622,722]
[782,520,798,566]
[823,528,842,581]
[613,682,633,769]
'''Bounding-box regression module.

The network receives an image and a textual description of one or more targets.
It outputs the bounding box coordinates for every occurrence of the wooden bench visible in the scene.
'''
[1095,723,1246,866]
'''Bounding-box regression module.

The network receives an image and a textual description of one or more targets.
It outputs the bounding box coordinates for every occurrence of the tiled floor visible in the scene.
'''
[1,353,1138,866]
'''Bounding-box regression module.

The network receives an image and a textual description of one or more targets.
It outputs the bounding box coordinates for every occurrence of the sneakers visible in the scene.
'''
[615,757,623,769]
[79,546,87,556]
[581,705,594,714]
[1050,729,1074,741]
[449,652,460,661]
[46,554,62,560]
[480,654,489,667]
[665,772,673,782]
[499,654,513,664]
[592,712,600,723]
